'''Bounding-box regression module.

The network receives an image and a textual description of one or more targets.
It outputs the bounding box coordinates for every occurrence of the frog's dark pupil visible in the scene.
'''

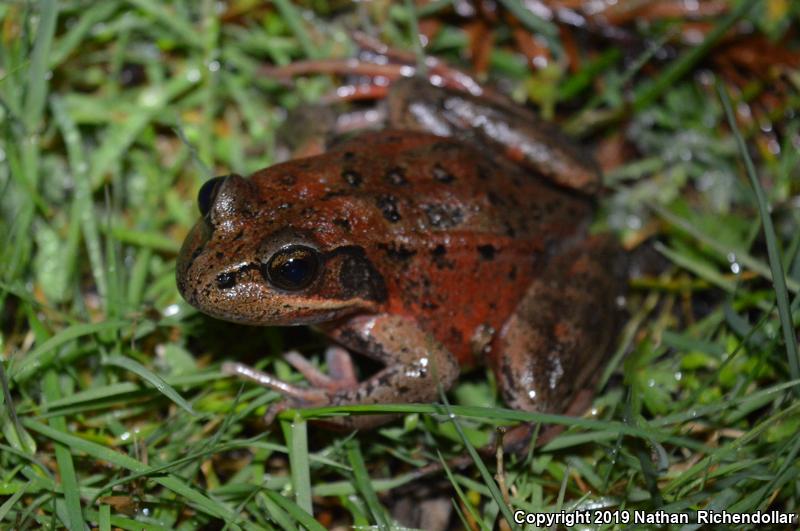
[198,176,227,217]
[266,246,319,291]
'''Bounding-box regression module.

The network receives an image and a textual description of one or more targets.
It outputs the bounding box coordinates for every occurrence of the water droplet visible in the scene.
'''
[626,215,642,230]
[399,65,415,78]
[674,371,682,381]
[208,60,220,72]
[140,88,160,108]
[186,68,201,83]
[647,378,656,388]
[163,304,180,317]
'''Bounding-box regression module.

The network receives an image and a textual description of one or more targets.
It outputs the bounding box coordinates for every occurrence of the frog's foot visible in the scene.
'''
[222,361,332,425]
[222,361,329,404]
[282,346,358,392]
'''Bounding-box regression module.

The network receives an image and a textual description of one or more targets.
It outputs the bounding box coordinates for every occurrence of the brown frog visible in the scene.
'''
[176,77,624,430]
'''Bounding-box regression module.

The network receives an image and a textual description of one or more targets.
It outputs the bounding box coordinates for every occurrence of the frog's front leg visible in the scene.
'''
[225,314,460,429]
[494,235,625,417]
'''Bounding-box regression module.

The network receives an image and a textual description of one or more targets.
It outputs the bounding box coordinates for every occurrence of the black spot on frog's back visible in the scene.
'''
[333,218,351,230]
[378,242,417,263]
[384,166,407,186]
[377,195,402,222]
[422,203,463,229]
[477,244,496,261]
[342,169,363,187]
[432,163,455,183]
[430,244,454,269]
[279,174,297,186]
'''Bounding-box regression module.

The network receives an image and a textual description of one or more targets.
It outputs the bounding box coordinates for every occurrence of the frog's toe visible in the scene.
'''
[282,347,358,392]
[324,346,358,386]
[222,361,328,403]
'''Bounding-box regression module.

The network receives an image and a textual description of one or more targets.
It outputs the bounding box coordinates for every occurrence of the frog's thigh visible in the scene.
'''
[326,314,460,407]
[386,77,601,193]
[494,236,622,413]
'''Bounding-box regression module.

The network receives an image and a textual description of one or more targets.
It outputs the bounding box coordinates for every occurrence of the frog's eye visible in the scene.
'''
[197,176,227,217]
[264,245,320,291]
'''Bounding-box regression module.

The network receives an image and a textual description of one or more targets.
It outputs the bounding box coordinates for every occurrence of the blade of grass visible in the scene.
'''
[103,355,196,415]
[89,73,199,187]
[51,96,109,306]
[290,403,708,449]
[404,0,426,72]
[98,505,110,531]
[11,320,128,383]
[282,415,313,517]
[439,451,491,531]
[23,0,58,130]
[258,492,299,531]
[1,358,36,454]
[126,0,204,48]
[22,419,242,524]
[346,441,391,528]
[718,84,800,388]
[633,1,757,111]
[649,203,800,294]
[106,225,181,253]
[496,0,561,60]
[272,0,320,59]
[437,394,518,528]
[263,490,326,531]
[42,370,86,530]
[0,479,32,522]
[48,2,117,67]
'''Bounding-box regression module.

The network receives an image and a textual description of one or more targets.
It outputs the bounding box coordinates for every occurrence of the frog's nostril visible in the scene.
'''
[198,176,228,217]
[216,271,237,289]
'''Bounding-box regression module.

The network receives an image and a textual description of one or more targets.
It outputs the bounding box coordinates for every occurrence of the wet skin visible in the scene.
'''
[176,78,624,429]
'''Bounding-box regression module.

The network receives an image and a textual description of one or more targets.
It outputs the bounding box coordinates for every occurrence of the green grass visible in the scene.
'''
[1,1,800,529]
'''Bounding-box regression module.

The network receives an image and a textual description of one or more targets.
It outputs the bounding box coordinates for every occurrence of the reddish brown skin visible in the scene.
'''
[178,131,591,365]
[176,78,623,429]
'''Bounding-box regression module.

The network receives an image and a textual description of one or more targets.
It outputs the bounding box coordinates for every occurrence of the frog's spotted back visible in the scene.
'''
[177,79,622,430]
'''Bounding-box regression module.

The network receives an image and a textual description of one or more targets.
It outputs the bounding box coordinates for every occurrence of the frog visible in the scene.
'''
[176,76,625,431]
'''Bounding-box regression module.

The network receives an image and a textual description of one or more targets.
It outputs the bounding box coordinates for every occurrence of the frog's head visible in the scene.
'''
[176,174,387,326]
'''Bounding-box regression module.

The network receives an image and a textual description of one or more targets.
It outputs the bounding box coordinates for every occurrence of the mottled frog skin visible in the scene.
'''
[176,78,623,429]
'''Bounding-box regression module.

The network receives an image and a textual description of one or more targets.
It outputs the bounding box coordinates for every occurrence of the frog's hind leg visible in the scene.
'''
[493,235,625,420]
